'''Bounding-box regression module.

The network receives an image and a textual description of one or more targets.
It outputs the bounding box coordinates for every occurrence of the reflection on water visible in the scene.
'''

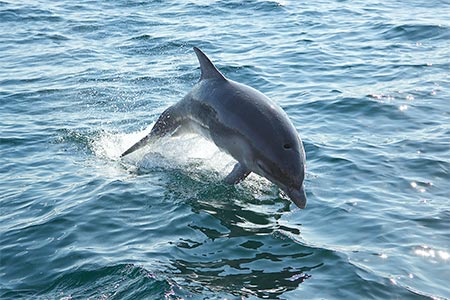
[109,131,325,298]
[169,257,313,298]
[160,178,321,298]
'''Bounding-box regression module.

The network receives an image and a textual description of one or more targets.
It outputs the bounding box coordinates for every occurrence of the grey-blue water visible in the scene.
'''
[1,1,449,299]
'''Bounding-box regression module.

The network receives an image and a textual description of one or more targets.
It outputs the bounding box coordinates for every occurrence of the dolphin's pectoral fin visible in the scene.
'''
[121,105,183,157]
[224,163,250,184]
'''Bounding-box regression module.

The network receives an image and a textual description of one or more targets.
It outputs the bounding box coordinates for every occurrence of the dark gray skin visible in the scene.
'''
[122,47,307,208]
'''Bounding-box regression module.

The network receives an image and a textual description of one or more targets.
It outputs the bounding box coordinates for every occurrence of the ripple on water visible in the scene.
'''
[34,264,177,300]
[380,23,450,41]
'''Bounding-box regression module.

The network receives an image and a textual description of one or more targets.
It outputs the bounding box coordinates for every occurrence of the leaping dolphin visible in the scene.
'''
[121,47,307,208]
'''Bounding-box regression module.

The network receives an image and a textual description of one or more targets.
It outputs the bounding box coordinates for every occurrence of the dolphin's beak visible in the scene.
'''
[286,186,307,209]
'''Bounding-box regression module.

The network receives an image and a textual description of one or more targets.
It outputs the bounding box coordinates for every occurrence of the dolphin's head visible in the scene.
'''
[253,134,307,209]
[208,78,307,208]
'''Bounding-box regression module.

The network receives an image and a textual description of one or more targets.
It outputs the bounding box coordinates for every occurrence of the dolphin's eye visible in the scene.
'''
[283,143,292,150]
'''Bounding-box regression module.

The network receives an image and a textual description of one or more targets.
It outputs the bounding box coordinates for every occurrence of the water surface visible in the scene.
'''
[1,0,449,299]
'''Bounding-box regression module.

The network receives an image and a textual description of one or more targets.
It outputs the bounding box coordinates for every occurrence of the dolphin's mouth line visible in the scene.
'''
[256,161,295,191]
[256,163,288,193]
[255,161,306,208]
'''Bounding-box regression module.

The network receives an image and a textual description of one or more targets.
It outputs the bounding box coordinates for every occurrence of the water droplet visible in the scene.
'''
[415,245,436,258]
[370,94,383,99]
[438,250,449,260]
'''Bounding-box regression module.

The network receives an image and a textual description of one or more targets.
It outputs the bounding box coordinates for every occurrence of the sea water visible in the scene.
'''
[1,1,449,299]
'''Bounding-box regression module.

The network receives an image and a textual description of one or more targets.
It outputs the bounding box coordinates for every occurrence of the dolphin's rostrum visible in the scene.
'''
[121,47,307,208]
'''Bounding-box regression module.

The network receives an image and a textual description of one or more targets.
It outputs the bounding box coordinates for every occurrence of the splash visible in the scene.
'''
[91,124,154,161]
[90,124,278,201]
[91,124,237,179]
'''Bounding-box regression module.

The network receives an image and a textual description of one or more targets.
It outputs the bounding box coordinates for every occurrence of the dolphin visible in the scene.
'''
[121,47,307,208]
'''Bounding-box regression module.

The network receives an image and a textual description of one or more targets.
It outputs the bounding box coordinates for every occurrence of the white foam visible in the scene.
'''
[91,124,236,177]
[92,124,155,161]
[91,125,275,199]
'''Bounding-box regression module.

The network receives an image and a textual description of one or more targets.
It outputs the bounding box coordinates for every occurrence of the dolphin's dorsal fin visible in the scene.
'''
[193,47,226,81]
